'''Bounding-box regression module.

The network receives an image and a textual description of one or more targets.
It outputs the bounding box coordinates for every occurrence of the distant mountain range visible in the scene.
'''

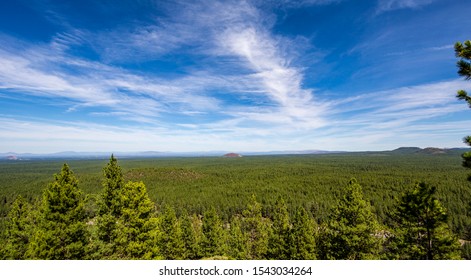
[388,147,468,156]
[1,147,469,160]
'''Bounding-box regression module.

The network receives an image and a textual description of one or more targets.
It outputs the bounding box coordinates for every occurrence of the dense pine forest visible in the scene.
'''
[0,152,469,259]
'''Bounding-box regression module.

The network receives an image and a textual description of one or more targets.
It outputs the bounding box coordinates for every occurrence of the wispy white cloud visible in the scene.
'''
[0,48,160,119]
[1,79,469,153]
[0,116,300,153]
[317,80,470,149]
[58,0,327,130]
[1,0,469,153]
[331,80,467,121]
[1,0,326,131]
[0,36,228,123]
[258,0,343,9]
[217,23,327,129]
[376,0,435,14]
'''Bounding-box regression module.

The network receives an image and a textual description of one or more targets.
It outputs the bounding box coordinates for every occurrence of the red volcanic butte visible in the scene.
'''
[223,153,242,158]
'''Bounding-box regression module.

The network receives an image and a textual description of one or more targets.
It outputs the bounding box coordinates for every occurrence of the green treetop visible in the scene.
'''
[157,205,184,259]
[96,155,125,256]
[27,164,88,259]
[200,206,225,258]
[2,195,33,259]
[389,182,461,260]
[227,215,249,259]
[100,154,124,216]
[267,196,291,259]
[455,40,471,180]
[179,209,199,260]
[322,179,382,260]
[115,181,159,259]
[242,195,270,260]
[289,206,317,260]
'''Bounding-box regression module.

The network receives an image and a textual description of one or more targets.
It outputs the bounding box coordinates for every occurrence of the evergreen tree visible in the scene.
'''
[242,195,270,259]
[389,182,461,260]
[27,164,88,259]
[454,40,471,179]
[227,215,249,259]
[2,195,33,259]
[200,207,225,258]
[180,209,199,260]
[267,196,291,259]
[289,206,316,260]
[157,205,184,259]
[100,154,124,216]
[115,181,159,259]
[96,155,125,257]
[322,179,382,260]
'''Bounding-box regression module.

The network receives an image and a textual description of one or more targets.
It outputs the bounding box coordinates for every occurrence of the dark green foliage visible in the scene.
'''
[96,157,168,259]
[95,155,125,257]
[227,215,248,259]
[200,207,225,258]
[157,205,183,259]
[94,213,118,257]
[321,179,382,260]
[179,209,199,259]
[388,182,461,260]
[289,206,316,259]
[267,196,291,259]
[1,154,471,238]
[455,40,471,81]
[27,164,88,259]
[100,154,124,216]
[455,40,471,178]
[115,181,158,259]
[1,154,470,259]
[2,196,33,259]
[242,195,270,259]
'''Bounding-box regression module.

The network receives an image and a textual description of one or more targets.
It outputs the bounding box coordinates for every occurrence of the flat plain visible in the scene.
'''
[1,151,470,239]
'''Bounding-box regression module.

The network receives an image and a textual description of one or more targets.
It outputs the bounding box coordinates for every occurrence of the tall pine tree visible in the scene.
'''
[321,179,382,260]
[200,207,225,258]
[388,182,461,260]
[289,206,316,260]
[27,164,88,259]
[115,181,159,259]
[242,195,270,259]
[3,195,34,259]
[267,196,291,259]
[96,154,125,257]
[157,205,184,259]
[227,215,249,259]
[180,209,199,260]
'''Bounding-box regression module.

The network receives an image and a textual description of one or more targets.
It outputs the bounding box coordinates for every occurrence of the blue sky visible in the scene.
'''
[1,0,471,153]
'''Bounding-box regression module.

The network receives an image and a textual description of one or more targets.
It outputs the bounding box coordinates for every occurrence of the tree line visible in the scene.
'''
[0,155,462,260]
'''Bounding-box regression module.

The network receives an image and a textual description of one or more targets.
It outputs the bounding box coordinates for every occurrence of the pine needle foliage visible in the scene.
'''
[2,196,33,259]
[289,206,317,259]
[242,195,270,259]
[115,181,159,259]
[322,179,382,260]
[200,206,225,258]
[455,40,471,180]
[157,205,183,259]
[27,164,88,259]
[267,196,291,259]
[389,182,461,259]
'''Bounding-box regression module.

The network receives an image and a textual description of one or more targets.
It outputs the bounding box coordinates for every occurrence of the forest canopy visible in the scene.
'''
[0,154,467,260]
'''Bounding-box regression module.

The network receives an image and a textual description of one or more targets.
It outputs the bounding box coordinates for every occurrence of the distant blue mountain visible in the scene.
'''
[1,147,468,160]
